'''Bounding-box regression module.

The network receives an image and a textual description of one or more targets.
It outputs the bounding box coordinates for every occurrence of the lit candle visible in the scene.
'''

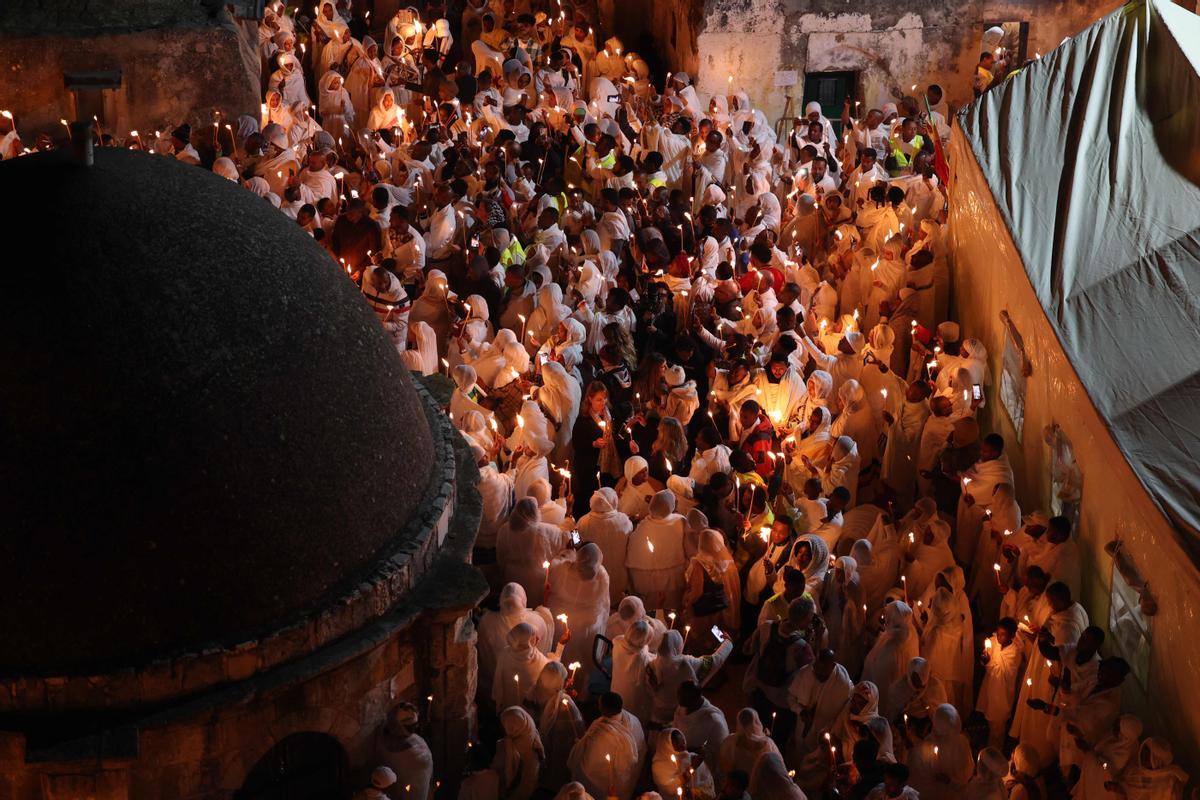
[683,625,691,648]
[517,313,527,341]
[993,562,1003,589]
[668,611,677,629]
[900,574,909,603]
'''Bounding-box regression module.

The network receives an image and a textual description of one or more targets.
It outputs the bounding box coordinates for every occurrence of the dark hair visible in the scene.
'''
[883,762,910,782]
[1046,581,1072,604]
[599,691,624,715]
[1049,515,1072,536]
[749,242,772,263]
[997,617,1018,635]
[984,432,1006,452]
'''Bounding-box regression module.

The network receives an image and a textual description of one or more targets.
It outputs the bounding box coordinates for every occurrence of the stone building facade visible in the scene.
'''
[617,0,1196,131]
[0,0,260,142]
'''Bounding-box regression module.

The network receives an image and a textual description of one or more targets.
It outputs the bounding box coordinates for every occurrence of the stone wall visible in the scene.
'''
[633,0,1131,129]
[0,11,259,142]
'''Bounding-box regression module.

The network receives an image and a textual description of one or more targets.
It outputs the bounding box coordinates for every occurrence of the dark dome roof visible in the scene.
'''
[0,148,435,675]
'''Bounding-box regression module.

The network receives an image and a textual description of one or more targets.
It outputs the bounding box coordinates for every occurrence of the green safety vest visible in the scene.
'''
[890,134,924,167]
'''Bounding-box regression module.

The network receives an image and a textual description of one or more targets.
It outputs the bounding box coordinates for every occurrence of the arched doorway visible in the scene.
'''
[236,732,350,800]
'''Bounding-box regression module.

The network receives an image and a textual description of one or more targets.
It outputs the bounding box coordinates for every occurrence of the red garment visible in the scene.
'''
[740,413,778,478]
[738,264,785,295]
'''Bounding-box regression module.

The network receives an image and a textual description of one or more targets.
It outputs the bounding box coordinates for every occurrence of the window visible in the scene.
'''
[1109,566,1151,688]
[1044,423,1082,528]
[998,311,1029,441]
[801,71,856,138]
[980,21,1030,66]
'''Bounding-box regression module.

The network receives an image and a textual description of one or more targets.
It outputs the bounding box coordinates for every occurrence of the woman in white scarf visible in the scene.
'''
[581,228,621,291]
[401,320,438,374]
[749,751,806,800]
[610,619,654,722]
[318,70,355,137]
[1120,737,1188,800]
[851,537,893,616]
[494,706,545,800]
[318,23,354,76]
[719,708,781,783]
[577,487,632,606]
[528,282,571,348]
[965,747,1010,800]
[478,583,555,692]
[882,655,949,726]
[824,555,867,676]
[785,406,834,488]
[530,662,585,792]
[909,704,973,800]
[450,294,494,369]
[617,455,656,521]
[901,507,955,600]
[861,602,919,714]
[1072,715,1143,800]
[508,401,555,500]
[450,364,491,426]
[547,543,610,701]
[788,371,832,436]
[880,381,931,510]
[682,529,740,634]
[605,595,668,653]
[645,629,695,724]
[776,533,830,601]
[537,360,581,462]
[345,37,382,126]
[264,88,296,132]
[268,52,310,108]
[368,90,403,131]
[830,379,883,471]
[409,269,454,357]
[527,478,567,528]
[492,622,552,711]
[663,365,700,427]
[829,680,885,762]
[472,328,516,388]
[652,728,715,798]
[627,491,688,612]
[918,566,974,709]
[497,497,570,607]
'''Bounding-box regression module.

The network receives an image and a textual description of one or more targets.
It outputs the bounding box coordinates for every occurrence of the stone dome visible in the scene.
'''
[0,148,435,676]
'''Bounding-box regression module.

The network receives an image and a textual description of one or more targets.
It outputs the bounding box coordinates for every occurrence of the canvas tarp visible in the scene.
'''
[954,0,1200,557]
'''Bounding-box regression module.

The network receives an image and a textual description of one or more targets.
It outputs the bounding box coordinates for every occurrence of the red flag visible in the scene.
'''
[924,94,950,186]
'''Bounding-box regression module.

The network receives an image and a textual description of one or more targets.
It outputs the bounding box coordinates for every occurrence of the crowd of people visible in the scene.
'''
[3,0,1191,798]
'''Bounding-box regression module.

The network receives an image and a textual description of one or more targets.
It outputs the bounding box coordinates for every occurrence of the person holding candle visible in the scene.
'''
[479,582,556,690]
[568,692,645,800]
[617,456,657,520]
[1003,744,1046,800]
[492,622,553,711]
[975,617,1022,748]
[611,620,655,723]
[652,727,714,799]
[673,678,734,773]
[953,432,1013,567]
[861,603,919,714]
[906,704,972,800]
[1009,581,1089,766]
[627,490,688,611]
[547,543,610,700]
[497,497,571,606]
[748,751,806,800]
[529,661,586,792]
[787,648,854,792]
[918,565,973,709]
[577,487,632,605]
[373,702,434,800]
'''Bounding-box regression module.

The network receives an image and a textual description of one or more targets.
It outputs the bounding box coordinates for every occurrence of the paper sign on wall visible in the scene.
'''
[774,70,798,87]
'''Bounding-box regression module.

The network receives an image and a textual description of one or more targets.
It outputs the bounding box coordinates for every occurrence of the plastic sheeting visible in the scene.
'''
[956,0,1200,559]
